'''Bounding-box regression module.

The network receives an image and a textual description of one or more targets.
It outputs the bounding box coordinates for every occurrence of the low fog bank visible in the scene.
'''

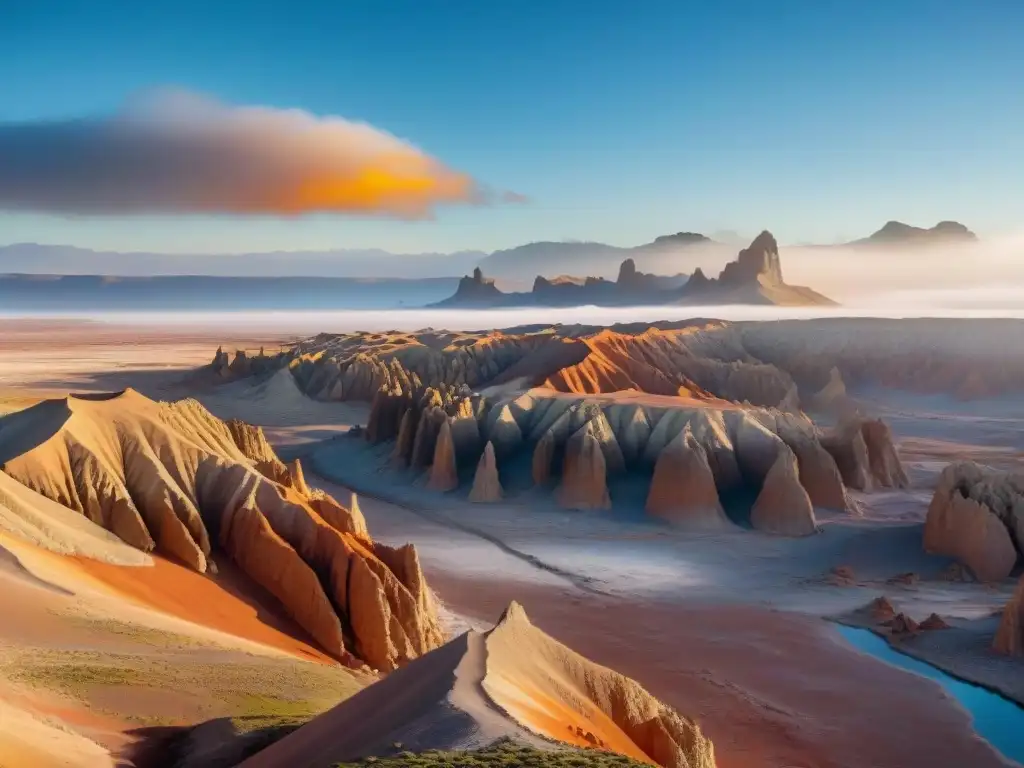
[603,232,1024,302]
[8,288,1024,335]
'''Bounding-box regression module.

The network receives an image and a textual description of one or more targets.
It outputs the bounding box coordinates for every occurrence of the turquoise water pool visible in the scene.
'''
[836,625,1024,765]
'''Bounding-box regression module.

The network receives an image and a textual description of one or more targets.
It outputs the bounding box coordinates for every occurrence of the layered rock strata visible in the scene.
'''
[0,390,444,671]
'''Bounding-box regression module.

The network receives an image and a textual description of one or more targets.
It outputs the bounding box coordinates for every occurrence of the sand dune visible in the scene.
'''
[240,602,713,768]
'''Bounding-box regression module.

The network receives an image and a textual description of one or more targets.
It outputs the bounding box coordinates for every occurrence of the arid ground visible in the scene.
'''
[0,318,1022,768]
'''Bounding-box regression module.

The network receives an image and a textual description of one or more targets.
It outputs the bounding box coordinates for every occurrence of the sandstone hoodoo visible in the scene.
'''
[427,419,459,492]
[646,428,731,529]
[924,462,1022,582]
[749,445,817,537]
[469,441,503,502]
[0,389,445,671]
[209,323,910,537]
[557,422,612,511]
[240,601,716,768]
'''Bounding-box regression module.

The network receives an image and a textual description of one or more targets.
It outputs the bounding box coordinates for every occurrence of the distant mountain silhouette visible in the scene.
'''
[436,231,834,308]
[851,220,977,246]
[0,219,978,286]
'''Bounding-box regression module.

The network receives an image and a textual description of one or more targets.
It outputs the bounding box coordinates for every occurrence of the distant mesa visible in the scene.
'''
[853,220,977,246]
[644,231,713,249]
[436,230,835,308]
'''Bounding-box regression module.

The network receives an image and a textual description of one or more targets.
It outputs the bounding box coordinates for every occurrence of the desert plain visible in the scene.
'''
[0,312,1022,768]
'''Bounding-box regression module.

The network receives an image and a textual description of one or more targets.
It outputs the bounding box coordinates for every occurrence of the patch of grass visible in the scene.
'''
[333,740,652,767]
[9,660,146,696]
[2,646,365,724]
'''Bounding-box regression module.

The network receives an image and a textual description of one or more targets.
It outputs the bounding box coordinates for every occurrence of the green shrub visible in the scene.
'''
[333,739,651,767]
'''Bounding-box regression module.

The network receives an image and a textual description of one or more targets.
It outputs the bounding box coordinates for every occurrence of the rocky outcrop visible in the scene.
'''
[427,420,459,492]
[720,230,784,287]
[0,390,444,672]
[435,267,504,306]
[646,429,730,529]
[557,424,611,510]
[924,462,1021,582]
[226,419,289,484]
[861,419,909,488]
[678,231,835,306]
[994,574,1024,656]
[469,442,503,502]
[822,416,907,491]
[750,446,817,536]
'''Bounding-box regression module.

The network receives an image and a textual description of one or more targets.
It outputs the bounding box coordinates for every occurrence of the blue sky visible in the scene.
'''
[1,0,1022,254]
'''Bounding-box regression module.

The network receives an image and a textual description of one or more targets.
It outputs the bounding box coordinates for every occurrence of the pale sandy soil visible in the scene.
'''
[0,534,365,766]
[0,319,294,403]
[1,319,1022,768]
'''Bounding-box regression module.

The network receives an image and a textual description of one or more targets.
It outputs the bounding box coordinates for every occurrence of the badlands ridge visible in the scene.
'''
[0,384,715,767]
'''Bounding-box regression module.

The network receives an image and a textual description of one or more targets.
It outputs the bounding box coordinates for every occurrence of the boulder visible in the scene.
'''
[646,428,730,530]
[427,420,459,492]
[750,446,817,536]
[469,442,503,502]
[557,424,611,510]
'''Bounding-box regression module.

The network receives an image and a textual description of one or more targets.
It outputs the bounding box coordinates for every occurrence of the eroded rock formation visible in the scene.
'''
[646,428,730,529]
[0,390,444,671]
[427,420,459,492]
[750,446,817,537]
[924,462,1021,582]
[469,441,503,502]
[558,422,611,510]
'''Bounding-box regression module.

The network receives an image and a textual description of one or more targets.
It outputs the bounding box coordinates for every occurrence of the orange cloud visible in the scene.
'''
[0,88,508,218]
